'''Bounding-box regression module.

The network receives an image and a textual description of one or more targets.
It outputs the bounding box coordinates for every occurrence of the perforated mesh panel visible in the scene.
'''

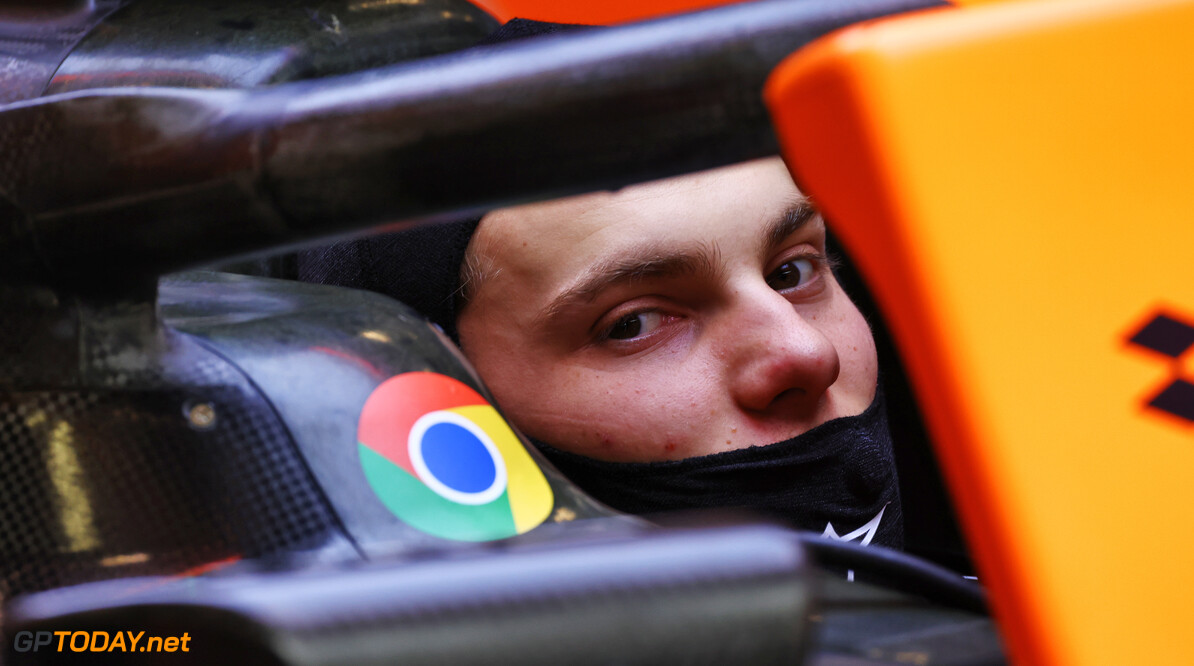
[0,322,345,598]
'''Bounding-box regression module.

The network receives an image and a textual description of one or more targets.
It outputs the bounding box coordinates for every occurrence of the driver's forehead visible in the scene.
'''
[472,158,803,289]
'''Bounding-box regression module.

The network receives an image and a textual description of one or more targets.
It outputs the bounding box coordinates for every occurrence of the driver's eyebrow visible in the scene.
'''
[764,197,819,252]
[534,245,720,327]
[534,200,817,327]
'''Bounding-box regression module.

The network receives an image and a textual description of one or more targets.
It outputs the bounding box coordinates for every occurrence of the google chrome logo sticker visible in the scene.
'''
[357,372,554,541]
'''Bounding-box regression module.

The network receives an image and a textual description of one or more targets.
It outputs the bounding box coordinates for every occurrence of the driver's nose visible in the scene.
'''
[723,284,841,416]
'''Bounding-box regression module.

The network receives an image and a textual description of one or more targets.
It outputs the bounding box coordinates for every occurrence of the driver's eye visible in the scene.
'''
[607,311,663,340]
[766,257,815,291]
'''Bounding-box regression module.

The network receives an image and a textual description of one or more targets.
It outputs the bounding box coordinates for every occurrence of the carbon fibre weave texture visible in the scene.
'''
[0,301,345,598]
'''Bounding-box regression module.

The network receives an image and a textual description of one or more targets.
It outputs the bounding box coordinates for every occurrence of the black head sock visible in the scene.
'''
[533,391,905,549]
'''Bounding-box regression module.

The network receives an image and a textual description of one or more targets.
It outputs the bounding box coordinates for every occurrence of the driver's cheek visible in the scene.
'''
[815,293,880,415]
[540,360,712,461]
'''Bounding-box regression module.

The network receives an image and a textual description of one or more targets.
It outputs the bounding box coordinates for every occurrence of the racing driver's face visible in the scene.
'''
[456,157,878,462]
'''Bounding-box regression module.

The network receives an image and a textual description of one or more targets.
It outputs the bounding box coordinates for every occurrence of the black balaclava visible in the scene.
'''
[299,218,481,342]
[533,393,903,549]
[298,18,903,549]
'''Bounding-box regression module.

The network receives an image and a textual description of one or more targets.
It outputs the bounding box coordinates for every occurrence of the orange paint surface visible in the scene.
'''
[472,0,751,25]
[766,0,1194,663]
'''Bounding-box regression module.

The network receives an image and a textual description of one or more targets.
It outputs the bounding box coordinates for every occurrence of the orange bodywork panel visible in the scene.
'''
[471,0,996,27]
[766,0,1194,664]
[472,0,750,25]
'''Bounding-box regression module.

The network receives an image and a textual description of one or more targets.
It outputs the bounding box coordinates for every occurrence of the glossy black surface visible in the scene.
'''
[0,269,625,597]
[0,0,125,104]
[160,271,621,556]
[0,0,945,293]
[5,524,814,665]
[3,524,1005,665]
[46,0,498,92]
